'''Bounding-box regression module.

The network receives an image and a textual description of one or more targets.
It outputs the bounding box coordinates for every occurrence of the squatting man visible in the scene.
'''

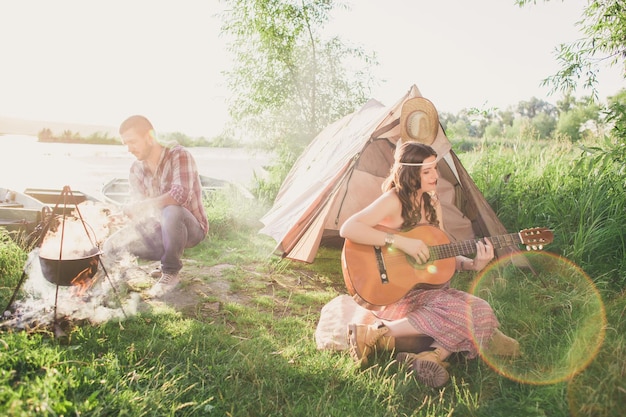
[103,115,209,298]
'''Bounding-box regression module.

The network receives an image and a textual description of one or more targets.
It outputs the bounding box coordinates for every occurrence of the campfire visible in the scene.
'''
[37,213,104,296]
[2,186,133,335]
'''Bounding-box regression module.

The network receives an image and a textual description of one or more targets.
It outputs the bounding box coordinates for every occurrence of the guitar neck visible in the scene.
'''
[429,233,521,260]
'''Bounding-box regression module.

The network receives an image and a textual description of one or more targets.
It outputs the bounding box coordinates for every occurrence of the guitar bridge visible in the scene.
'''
[373,246,389,284]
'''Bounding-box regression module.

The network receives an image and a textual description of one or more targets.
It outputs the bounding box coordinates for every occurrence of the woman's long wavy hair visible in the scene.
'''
[383,142,439,230]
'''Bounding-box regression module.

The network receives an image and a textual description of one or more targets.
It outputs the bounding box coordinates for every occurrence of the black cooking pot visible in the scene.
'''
[39,247,101,286]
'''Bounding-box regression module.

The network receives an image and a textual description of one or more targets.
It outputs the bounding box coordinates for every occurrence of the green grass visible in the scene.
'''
[472,253,606,386]
[1,135,625,416]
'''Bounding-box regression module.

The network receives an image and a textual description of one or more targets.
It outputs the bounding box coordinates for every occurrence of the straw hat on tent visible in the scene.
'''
[400,97,439,145]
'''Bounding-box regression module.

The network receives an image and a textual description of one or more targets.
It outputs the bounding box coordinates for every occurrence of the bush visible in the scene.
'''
[203,188,267,240]
[0,229,27,309]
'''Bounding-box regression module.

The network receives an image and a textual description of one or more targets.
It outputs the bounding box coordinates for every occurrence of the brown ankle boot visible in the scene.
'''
[347,322,389,366]
[376,334,395,351]
[485,329,521,357]
[396,349,450,388]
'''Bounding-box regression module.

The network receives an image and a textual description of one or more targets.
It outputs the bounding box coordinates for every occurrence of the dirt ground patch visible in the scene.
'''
[123,258,333,320]
[119,261,247,316]
[158,263,250,315]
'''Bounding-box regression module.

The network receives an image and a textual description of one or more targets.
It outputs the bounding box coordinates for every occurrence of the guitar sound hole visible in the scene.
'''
[406,254,438,274]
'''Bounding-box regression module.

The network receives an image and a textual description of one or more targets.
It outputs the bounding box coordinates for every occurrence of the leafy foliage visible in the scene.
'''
[0,230,25,279]
[219,0,377,200]
[515,0,625,148]
[604,88,626,166]
[516,0,625,98]
[0,229,27,310]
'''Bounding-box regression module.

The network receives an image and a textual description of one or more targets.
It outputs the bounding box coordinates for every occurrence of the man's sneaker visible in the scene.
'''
[149,267,161,278]
[147,273,180,297]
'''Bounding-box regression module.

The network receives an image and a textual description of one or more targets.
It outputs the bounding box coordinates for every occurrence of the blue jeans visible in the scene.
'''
[104,205,206,275]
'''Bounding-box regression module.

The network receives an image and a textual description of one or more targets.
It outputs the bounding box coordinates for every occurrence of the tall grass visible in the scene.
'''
[0,135,625,416]
[462,135,626,290]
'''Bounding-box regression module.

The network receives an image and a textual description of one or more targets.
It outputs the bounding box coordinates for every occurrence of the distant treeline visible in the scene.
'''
[37,128,243,148]
[37,128,120,145]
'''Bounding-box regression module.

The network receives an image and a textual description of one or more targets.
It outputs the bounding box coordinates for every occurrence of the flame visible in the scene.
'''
[70,256,100,297]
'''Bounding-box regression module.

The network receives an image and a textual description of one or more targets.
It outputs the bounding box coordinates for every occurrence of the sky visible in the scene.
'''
[0,0,623,138]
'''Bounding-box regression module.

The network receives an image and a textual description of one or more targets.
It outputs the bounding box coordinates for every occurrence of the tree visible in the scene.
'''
[446,119,470,140]
[604,88,626,169]
[516,0,625,99]
[517,0,625,147]
[484,122,504,139]
[556,96,602,141]
[37,128,53,142]
[555,92,578,113]
[606,88,626,139]
[531,111,557,139]
[498,109,516,128]
[219,0,378,202]
[517,97,558,119]
[515,97,558,139]
[219,0,377,153]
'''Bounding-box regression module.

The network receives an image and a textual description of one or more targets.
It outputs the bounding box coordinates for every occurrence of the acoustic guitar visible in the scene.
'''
[341,224,553,309]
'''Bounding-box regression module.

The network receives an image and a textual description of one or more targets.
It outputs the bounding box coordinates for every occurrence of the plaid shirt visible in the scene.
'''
[128,144,209,234]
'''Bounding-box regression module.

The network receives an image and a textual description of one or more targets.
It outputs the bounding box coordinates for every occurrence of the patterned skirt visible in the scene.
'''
[374,286,499,358]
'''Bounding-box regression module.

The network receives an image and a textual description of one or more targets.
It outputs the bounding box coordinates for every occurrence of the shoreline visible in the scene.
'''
[0,135,270,201]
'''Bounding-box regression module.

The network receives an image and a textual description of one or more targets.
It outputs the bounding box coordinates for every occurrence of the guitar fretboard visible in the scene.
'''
[430,233,521,260]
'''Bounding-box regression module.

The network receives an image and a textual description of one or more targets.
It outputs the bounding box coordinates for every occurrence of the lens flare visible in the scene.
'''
[426,264,438,274]
[469,251,605,385]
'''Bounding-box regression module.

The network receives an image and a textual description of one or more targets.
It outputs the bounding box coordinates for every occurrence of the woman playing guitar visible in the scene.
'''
[340,98,520,388]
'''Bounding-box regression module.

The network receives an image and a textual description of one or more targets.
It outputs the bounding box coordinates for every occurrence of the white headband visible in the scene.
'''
[398,161,437,167]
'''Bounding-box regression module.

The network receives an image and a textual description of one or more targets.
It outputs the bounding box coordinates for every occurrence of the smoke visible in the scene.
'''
[2,201,149,332]
[39,201,116,259]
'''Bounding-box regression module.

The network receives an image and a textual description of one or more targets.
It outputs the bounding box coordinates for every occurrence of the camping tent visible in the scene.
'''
[259,84,514,263]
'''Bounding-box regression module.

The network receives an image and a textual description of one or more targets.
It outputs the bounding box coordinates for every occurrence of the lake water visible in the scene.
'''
[0,134,271,200]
